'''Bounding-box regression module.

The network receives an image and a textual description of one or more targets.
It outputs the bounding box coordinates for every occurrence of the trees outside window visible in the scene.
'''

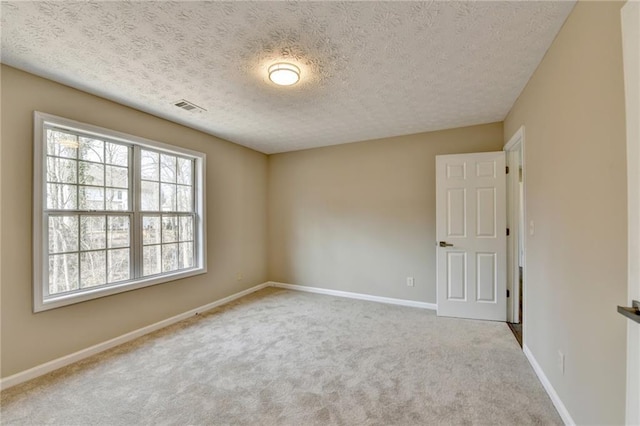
[34,112,206,312]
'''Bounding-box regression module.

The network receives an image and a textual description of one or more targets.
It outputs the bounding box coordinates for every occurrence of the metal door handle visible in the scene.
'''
[617,300,640,324]
[439,241,454,247]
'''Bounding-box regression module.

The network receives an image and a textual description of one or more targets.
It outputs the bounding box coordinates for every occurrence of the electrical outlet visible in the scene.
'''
[558,350,565,375]
[529,220,535,236]
[236,273,243,281]
[407,277,415,287]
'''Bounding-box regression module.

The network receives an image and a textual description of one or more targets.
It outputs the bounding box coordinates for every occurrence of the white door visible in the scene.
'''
[436,151,507,321]
[622,2,640,423]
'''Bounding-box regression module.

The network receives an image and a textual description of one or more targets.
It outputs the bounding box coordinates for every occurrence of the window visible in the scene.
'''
[33,112,206,312]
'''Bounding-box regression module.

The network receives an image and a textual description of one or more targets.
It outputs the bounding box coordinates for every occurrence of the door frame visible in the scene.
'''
[504,127,526,328]
[621,2,639,424]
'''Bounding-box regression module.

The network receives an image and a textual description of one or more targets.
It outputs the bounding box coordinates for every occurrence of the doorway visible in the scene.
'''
[505,127,525,347]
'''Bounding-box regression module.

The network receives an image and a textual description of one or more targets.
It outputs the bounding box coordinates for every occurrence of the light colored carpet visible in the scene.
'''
[1,287,561,425]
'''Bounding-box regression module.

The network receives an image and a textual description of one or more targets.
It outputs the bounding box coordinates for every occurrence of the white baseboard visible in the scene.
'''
[523,344,575,426]
[0,279,579,426]
[1,281,435,391]
[269,281,437,310]
[0,282,270,391]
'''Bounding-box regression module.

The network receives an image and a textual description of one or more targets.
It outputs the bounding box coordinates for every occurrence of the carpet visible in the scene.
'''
[0,287,561,425]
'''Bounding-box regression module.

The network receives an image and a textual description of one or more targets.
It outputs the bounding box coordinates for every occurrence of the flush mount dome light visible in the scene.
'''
[268,62,300,86]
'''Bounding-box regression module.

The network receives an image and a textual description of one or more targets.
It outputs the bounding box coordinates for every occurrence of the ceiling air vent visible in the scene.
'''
[173,99,206,113]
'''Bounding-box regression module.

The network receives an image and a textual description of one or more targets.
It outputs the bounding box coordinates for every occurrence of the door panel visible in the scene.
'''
[476,161,496,178]
[447,189,466,237]
[476,188,496,237]
[436,151,507,321]
[447,252,466,300]
[447,163,466,179]
[476,252,496,302]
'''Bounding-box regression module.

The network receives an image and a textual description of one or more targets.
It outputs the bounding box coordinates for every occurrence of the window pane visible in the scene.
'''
[141,181,159,211]
[176,186,192,212]
[79,186,104,210]
[179,216,193,242]
[49,215,78,254]
[80,215,106,250]
[106,189,128,211]
[141,150,159,181]
[80,251,106,288]
[107,216,130,248]
[47,130,78,159]
[49,253,79,294]
[105,142,128,166]
[177,157,192,185]
[39,116,204,311]
[162,216,178,243]
[108,248,130,283]
[47,184,77,210]
[179,242,194,269]
[160,154,176,183]
[161,183,176,211]
[79,137,104,163]
[143,245,161,276]
[47,157,77,184]
[143,216,161,245]
[105,165,128,188]
[162,243,178,272]
[79,162,104,186]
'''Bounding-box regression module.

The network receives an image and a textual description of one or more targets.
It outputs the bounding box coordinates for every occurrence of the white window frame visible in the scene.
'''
[33,111,207,312]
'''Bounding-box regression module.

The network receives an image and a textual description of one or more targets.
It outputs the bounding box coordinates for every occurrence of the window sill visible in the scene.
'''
[35,267,207,313]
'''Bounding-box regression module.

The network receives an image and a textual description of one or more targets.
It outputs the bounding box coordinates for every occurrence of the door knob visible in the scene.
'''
[439,241,454,247]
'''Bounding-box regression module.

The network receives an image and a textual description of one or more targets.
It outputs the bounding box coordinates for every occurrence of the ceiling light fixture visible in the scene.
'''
[268,62,300,86]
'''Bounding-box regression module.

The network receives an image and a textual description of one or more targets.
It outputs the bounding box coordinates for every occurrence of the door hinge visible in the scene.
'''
[507,289,510,297]
[506,228,510,236]
[506,166,509,174]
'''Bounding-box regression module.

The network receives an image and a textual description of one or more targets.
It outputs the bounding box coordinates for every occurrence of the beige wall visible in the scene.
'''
[504,1,628,424]
[269,123,503,303]
[0,65,269,377]
[1,5,630,423]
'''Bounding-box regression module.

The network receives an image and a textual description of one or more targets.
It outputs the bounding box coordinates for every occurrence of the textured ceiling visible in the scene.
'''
[1,1,575,154]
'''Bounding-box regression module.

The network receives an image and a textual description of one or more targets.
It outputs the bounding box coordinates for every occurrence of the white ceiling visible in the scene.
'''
[1,1,575,154]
